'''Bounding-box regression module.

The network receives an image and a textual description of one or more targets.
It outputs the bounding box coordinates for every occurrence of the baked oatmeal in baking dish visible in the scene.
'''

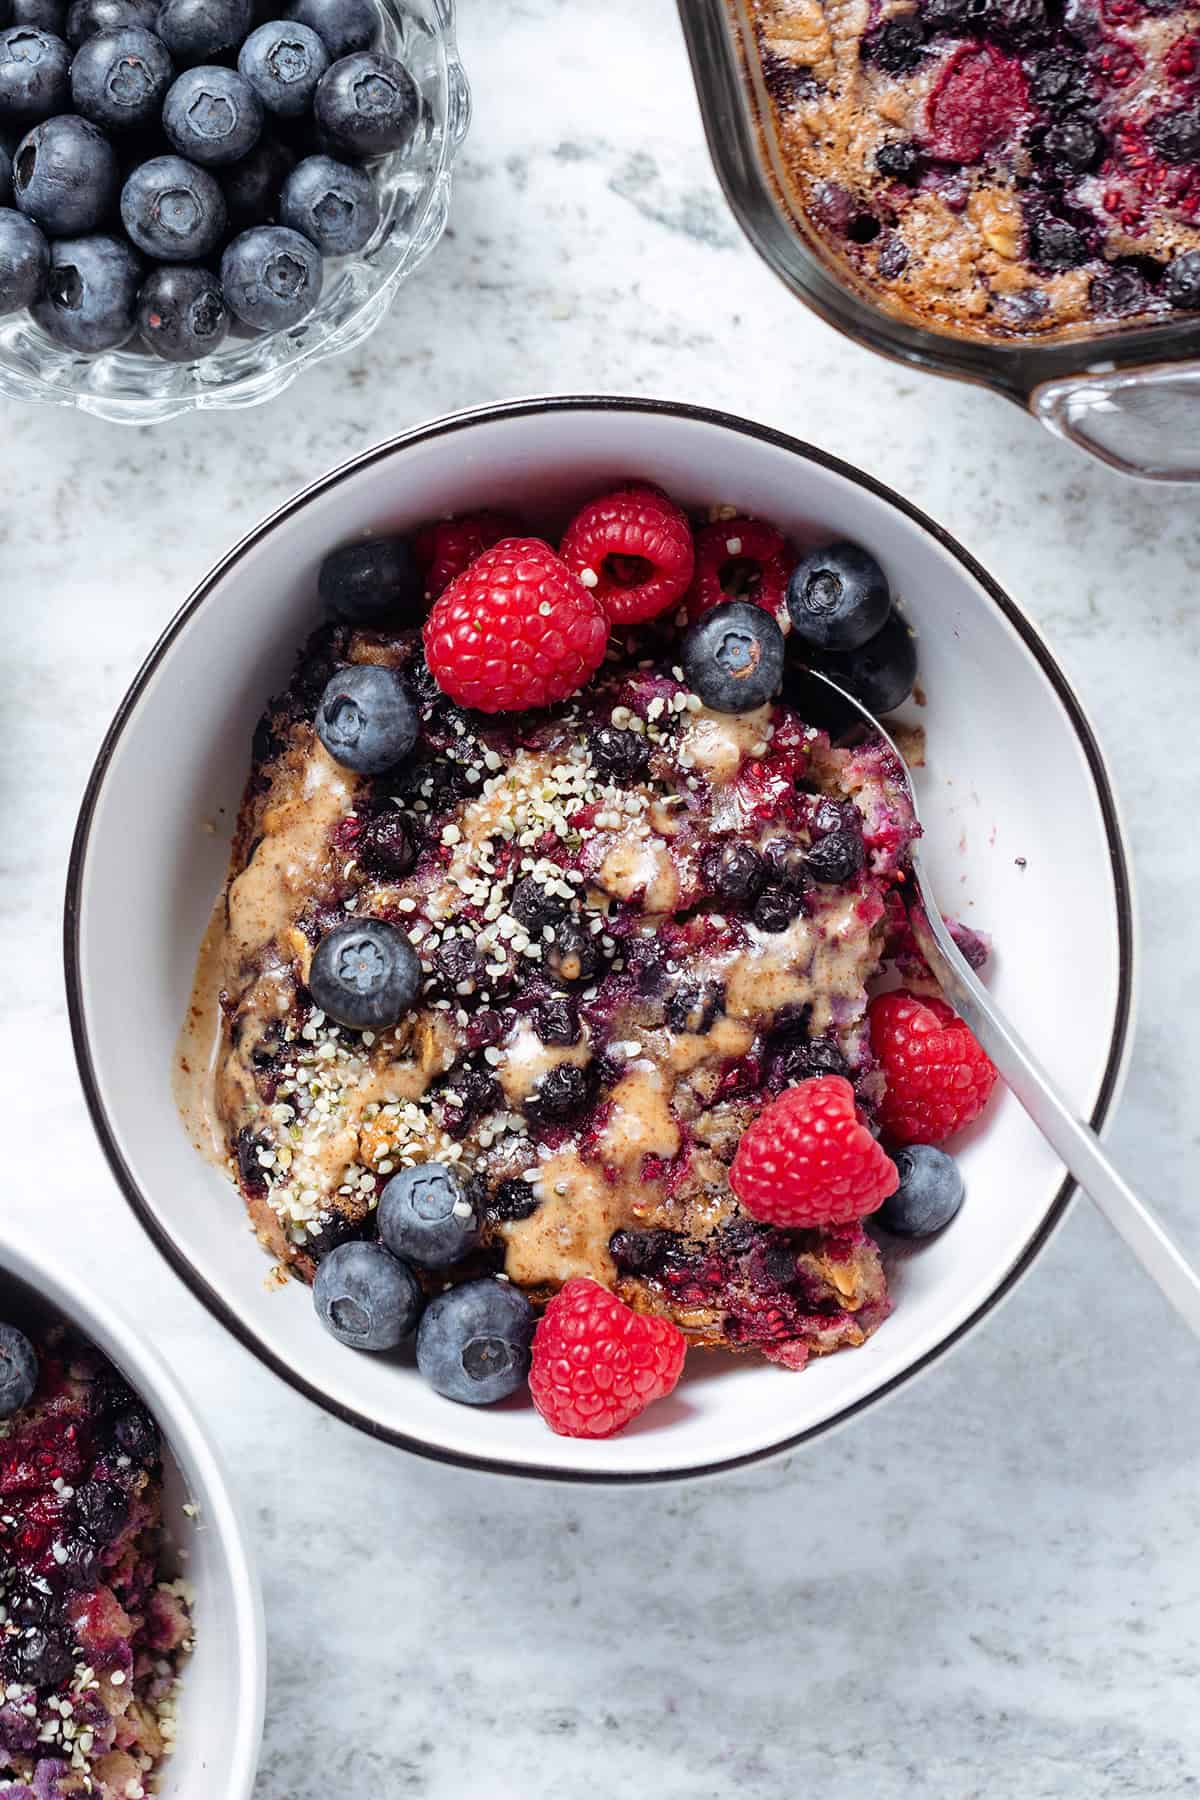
[178,483,999,1439]
[0,1324,191,1799]
[750,0,1200,337]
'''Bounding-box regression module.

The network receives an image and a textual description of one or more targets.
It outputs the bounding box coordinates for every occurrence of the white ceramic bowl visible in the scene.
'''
[0,1227,265,1794]
[64,397,1135,1482]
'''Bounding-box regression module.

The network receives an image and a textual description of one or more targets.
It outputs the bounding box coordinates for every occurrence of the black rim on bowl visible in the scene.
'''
[64,396,1135,1484]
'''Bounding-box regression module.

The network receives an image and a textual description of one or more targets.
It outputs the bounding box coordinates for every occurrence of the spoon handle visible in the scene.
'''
[910,876,1200,1336]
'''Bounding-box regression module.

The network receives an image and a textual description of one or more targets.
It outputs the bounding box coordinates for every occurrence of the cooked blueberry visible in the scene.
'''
[441,1063,498,1136]
[812,609,917,715]
[315,663,418,773]
[1025,46,1092,113]
[544,916,601,985]
[0,203,45,309]
[0,26,69,121]
[378,1161,481,1269]
[164,65,263,166]
[1165,250,1200,310]
[877,1143,964,1236]
[7,1575,55,1626]
[488,1178,539,1222]
[860,13,924,74]
[71,25,173,130]
[219,132,294,228]
[356,808,414,879]
[13,113,117,233]
[313,1240,422,1350]
[308,918,421,1029]
[415,1278,533,1406]
[508,874,568,931]
[1027,212,1089,271]
[1042,116,1101,175]
[874,137,922,182]
[313,49,419,162]
[32,232,141,348]
[1148,103,1200,166]
[878,229,908,277]
[121,155,225,258]
[239,19,328,115]
[770,1030,849,1084]
[587,721,650,781]
[681,600,785,714]
[10,1627,73,1687]
[986,0,1048,43]
[0,1323,37,1417]
[318,535,423,622]
[65,0,156,47]
[138,260,227,358]
[280,150,376,253]
[666,979,723,1035]
[433,934,483,991]
[805,828,866,885]
[525,1061,593,1123]
[0,141,11,204]
[285,0,375,60]
[1088,263,1151,317]
[752,883,803,932]
[113,1403,158,1464]
[919,0,977,27]
[156,0,251,64]
[11,0,66,27]
[531,993,580,1046]
[786,540,891,652]
[220,221,320,327]
[701,839,764,903]
[75,1478,129,1542]
[763,836,810,891]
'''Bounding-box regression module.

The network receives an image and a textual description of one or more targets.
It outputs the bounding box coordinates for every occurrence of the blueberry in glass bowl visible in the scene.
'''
[0,0,469,421]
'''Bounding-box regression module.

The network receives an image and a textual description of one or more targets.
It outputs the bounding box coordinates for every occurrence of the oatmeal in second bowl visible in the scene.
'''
[65,397,1133,1481]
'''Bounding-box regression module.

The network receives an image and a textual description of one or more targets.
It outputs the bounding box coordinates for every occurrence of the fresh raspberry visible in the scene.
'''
[411,510,520,601]
[423,538,609,714]
[925,45,1030,163]
[686,516,791,620]
[558,483,695,625]
[729,1076,899,1228]
[869,990,999,1146]
[529,1277,687,1439]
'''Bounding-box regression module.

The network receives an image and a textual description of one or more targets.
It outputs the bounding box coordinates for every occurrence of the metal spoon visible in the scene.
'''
[805,668,1200,1335]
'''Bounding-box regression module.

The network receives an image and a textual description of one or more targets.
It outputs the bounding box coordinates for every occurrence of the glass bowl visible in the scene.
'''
[0,0,469,424]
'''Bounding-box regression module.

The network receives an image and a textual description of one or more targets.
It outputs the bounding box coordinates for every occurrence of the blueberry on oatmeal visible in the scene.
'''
[315,663,418,773]
[0,1322,37,1416]
[308,919,422,1030]
[786,541,891,652]
[378,1161,481,1268]
[681,599,785,713]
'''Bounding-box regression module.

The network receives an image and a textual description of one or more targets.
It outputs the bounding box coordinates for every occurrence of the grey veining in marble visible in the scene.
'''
[3,2,1200,1794]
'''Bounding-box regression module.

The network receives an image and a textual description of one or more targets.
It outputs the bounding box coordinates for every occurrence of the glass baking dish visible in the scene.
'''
[678,0,1200,480]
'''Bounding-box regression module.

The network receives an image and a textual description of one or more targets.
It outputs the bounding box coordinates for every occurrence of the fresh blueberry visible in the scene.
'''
[315,663,418,773]
[121,154,225,257]
[786,541,891,652]
[681,599,785,714]
[65,0,156,47]
[0,26,69,123]
[156,0,252,65]
[112,1402,158,1463]
[74,1478,129,1543]
[1165,250,1200,311]
[219,131,293,227]
[138,259,227,357]
[10,0,66,28]
[280,151,376,253]
[313,50,419,162]
[71,26,173,130]
[313,1240,422,1351]
[318,535,422,622]
[810,609,917,717]
[877,1144,964,1237]
[415,1278,534,1406]
[238,19,328,115]
[285,0,375,60]
[14,114,118,233]
[32,229,140,346]
[378,1162,481,1269]
[0,204,46,309]
[10,1627,74,1687]
[0,140,11,203]
[805,828,866,885]
[308,918,421,1029]
[219,220,320,327]
[0,1323,37,1417]
[701,840,764,903]
[163,65,263,166]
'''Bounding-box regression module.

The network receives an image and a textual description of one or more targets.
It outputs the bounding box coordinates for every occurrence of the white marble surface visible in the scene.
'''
[4,1,1200,1793]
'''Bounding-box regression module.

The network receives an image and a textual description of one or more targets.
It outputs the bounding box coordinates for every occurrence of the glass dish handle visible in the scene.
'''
[1031,360,1200,481]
